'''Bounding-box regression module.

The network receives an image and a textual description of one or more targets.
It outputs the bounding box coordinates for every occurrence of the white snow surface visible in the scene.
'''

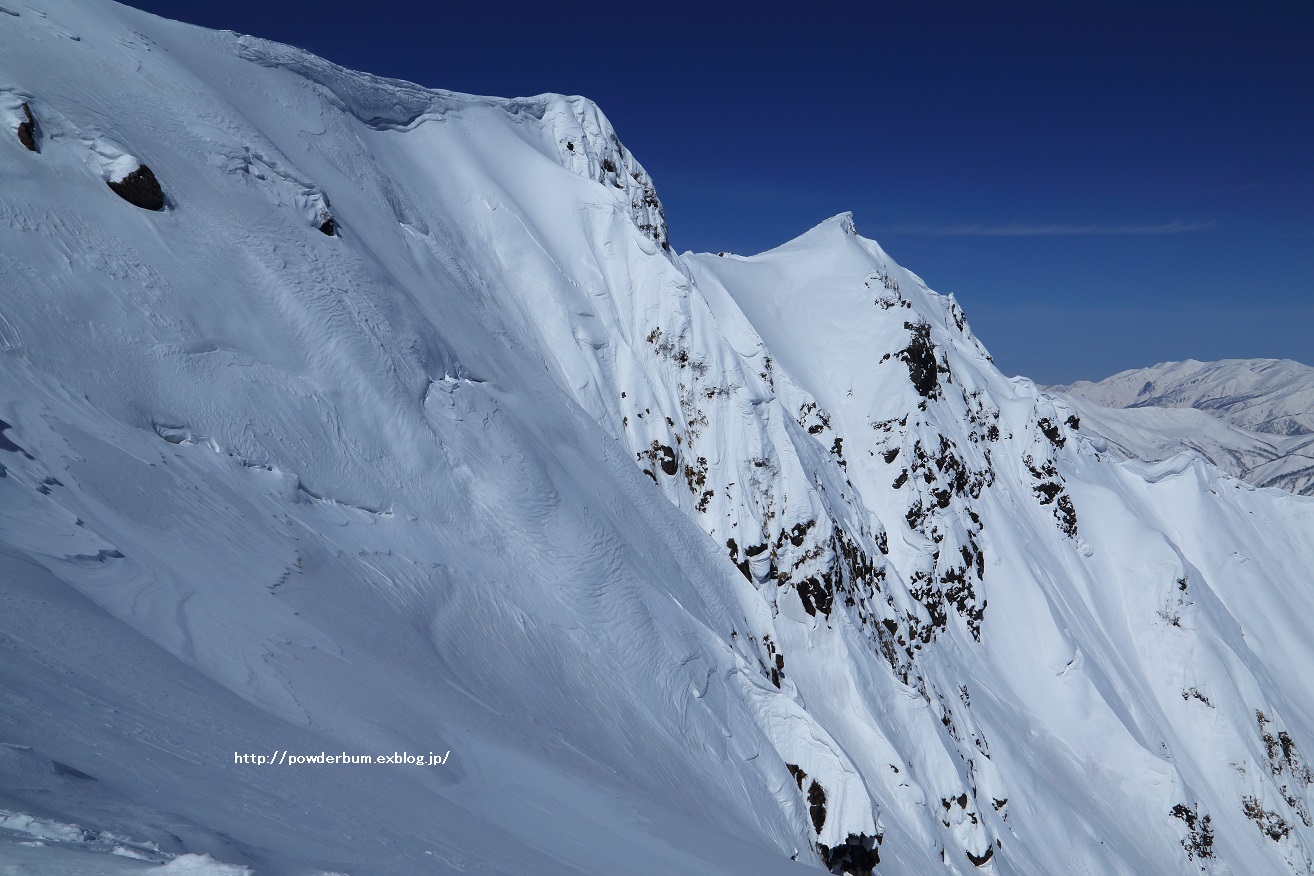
[1,2,1313,874]
[1052,360,1314,495]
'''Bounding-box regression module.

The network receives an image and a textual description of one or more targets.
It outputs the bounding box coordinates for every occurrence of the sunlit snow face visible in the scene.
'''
[2,3,1312,874]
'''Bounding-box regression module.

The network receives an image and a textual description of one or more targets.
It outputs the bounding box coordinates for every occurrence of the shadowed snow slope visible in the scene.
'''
[2,2,1313,874]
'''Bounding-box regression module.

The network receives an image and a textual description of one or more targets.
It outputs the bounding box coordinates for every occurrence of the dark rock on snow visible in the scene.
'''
[819,833,881,875]
[16,101,37,152]
[107,164,165,210]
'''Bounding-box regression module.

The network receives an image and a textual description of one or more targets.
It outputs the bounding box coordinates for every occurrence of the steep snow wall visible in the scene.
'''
[2,2,1314,875]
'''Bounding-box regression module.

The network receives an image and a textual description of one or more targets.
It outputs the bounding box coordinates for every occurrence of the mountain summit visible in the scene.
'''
[2,2,1313,874]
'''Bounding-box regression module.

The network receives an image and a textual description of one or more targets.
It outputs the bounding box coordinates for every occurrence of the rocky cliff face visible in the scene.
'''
[2,2,1314,875]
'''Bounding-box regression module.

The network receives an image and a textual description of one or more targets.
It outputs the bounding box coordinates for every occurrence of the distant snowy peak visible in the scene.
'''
[1053,358,1314,436]
[1050,359,1314,495]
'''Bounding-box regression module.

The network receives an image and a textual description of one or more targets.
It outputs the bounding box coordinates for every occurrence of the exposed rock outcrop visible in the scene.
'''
[107,164,165,210]
[16,101,37,151]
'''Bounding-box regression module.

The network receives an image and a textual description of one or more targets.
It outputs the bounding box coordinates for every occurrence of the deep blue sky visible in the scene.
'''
[122,0,1313,383]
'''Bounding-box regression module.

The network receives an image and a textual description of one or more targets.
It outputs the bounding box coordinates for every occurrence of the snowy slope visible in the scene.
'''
[1051,361,1314,495]
[3,2,1314,875]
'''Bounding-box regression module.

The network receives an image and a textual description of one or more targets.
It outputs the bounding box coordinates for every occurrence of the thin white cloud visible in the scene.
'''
[880,220,1215,236]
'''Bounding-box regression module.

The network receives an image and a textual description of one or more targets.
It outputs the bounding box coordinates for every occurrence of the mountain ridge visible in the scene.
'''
[2,2,1313,874]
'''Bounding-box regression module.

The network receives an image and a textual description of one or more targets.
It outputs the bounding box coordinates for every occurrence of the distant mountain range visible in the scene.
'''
[1051,359,1314,495]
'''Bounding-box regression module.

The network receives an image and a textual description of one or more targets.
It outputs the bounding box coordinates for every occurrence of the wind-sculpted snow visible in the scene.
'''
[2,2,1314,874]
[234,32,668,248]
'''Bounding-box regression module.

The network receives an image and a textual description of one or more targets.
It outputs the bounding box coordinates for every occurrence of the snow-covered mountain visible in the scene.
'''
[2,2,1313,874]
[1054,359,1314,436]
[1051,360,1314,496]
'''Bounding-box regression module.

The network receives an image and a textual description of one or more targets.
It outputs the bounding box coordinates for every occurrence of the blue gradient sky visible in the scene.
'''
[121,0,1313,383]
